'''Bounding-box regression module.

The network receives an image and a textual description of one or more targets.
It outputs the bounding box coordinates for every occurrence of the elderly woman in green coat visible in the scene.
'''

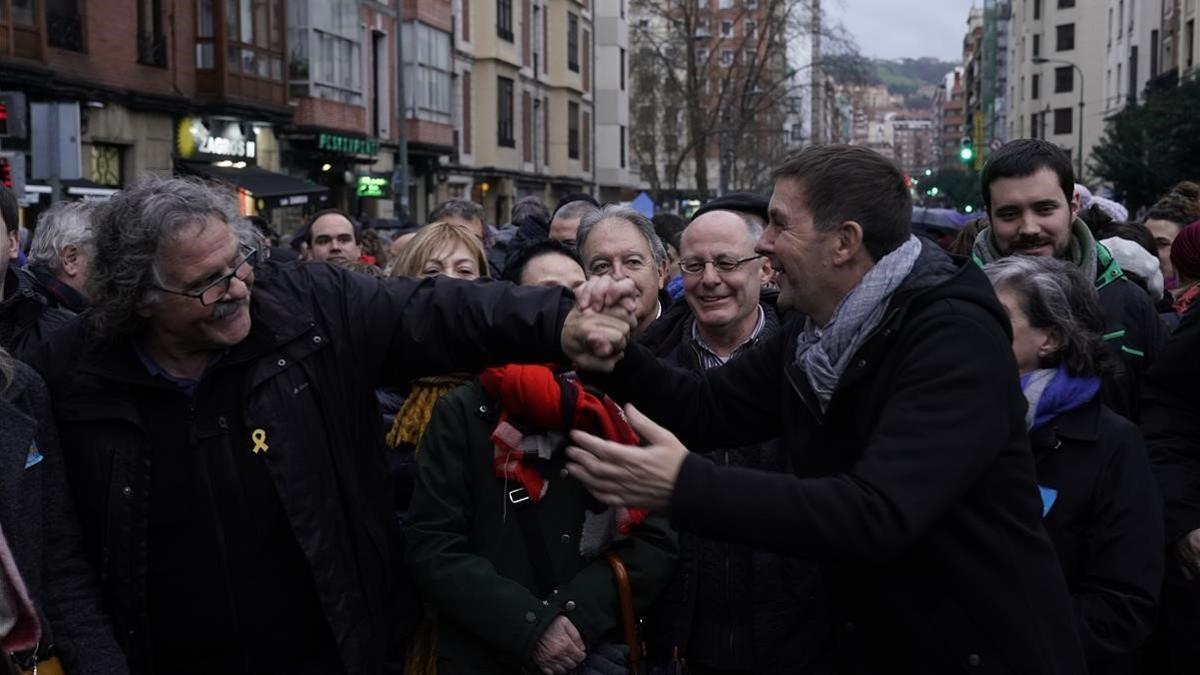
[405,361,677,675]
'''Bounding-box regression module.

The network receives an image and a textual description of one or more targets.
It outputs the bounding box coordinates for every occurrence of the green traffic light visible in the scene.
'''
[960,147,974,161]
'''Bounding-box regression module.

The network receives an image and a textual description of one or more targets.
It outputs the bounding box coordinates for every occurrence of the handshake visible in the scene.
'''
[560,276,642,373]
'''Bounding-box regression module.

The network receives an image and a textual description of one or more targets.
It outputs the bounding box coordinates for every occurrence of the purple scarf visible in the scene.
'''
[1020,364,1101,431]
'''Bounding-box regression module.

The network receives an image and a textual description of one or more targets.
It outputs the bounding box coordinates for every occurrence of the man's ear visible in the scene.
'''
[60,244,80,277]
[831,221,865,266]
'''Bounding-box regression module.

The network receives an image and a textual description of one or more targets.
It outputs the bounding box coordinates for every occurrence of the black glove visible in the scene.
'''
[576,643,630,675]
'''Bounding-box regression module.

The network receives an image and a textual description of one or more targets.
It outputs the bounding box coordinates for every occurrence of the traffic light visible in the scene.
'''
[0,155,11,190]
[959,137,975,163]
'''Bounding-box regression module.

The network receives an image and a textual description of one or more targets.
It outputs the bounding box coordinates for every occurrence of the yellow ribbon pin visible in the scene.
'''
[251,428,270,454]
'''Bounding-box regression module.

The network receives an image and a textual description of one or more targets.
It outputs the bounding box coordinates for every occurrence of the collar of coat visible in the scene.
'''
[1028,396,1102,449]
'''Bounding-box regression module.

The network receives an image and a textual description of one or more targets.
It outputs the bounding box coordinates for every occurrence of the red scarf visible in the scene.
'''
[479,363,647,536]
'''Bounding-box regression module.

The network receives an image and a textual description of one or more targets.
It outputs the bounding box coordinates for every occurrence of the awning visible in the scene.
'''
[62,179,121,200]
[178,161,329,209]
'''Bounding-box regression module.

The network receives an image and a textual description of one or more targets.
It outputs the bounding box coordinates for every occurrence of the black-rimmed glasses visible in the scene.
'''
[153,245,258,306]
[678,254,763,275]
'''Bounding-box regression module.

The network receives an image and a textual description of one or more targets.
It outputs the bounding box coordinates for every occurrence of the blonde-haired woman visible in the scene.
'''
[389,221,489,280]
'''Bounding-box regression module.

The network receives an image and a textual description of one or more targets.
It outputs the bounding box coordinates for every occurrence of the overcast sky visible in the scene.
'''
[825,0,978,62]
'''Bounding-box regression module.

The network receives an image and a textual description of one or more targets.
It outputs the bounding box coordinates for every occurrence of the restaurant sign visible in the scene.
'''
[176,117,258,164]
[318,133,379,157]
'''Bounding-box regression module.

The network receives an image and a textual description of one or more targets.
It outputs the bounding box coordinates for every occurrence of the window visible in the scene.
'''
[1033,33,1041,57]
[1053,107,1072,135]
[498,76,515,147]
[462,72,472,153]
[498,0,513,41]
[745,20,756,40]
[88,144,124,187]
[696,18,710,37]
[228,0,286,82]
[721,20,733,37]
[1151,29,1159,77]
[1031,112,1040,139]
[619,0,624,19]
[1128,45,1138,101]
[137,0,165,65]
[47,0,84,51]
[582,109,590,172]
[747,0,758,8]
[314,31,362,103]
[619,47,625,91]
[696,47,708,65]
[1057,0,1073,8]
[720,49,733,67]
[1056,23,1074,51]
[719,0,733,8]
[568,101,580,159]
[567,13,579,72]
[1033,0,1041,19]
[1031,72,1041,99]
[522,91,531,161]
[1188,20,1196,69]
[1054,66,1072,92]
[197,0,216,68]
[619,124,626,168]
[405,23,453,123]
[462,0,470,41]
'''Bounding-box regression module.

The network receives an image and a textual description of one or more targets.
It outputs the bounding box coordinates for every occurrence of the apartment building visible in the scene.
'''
[1006,0,1105,180]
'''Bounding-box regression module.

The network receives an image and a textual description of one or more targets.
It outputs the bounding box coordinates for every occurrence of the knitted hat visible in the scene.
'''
[1170,220,1200,283]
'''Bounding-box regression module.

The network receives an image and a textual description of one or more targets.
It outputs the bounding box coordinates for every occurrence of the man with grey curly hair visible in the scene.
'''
[25,176,642,675]
[25,200,97,313]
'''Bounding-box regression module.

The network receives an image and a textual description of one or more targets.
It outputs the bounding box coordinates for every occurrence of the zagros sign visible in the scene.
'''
[176,117,258,164]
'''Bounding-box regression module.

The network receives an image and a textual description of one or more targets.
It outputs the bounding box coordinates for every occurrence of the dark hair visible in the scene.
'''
[981,139,1074,213]
[511,196,551,230]
[501,239,584,284]
[429,199,486,225]
[298,209,361,246]
[1078,203,1115,236]
[0,184,17,234]
[771,145,911,261]
[1145,181,1200,227]
[1094,220,1156,259]
[948,217,989,257]
[651,213,686,251]
[553,192,599,218]
[983,256,1113,377]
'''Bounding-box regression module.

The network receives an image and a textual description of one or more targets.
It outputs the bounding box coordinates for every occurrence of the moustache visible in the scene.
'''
[210,299,248,320]
[1010,236,1055,251]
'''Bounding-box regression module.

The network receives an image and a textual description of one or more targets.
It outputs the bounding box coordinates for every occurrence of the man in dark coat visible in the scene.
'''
[971,139,1166,421]
[0,186,73,359]
[1143,301,1200,674]
[26,177,637,675]
[563,145,1087,674]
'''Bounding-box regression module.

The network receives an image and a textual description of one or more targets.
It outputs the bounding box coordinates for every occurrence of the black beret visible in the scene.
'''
[690,192,770,224]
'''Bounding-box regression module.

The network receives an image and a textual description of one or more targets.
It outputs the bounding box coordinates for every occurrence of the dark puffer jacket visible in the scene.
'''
[637,292,832,673]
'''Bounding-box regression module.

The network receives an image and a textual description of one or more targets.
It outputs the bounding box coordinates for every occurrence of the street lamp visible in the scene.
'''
[1032,57,1084,179]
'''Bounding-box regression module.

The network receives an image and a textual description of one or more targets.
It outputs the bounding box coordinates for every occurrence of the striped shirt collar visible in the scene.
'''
[689,304,766,370]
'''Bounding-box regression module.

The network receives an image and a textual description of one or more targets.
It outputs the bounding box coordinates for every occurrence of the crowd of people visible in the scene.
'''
[0,139,1198,675]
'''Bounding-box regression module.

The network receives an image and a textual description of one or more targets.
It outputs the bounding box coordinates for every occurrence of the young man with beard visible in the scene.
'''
[561,145,1087,674]
[971,139,1166,420]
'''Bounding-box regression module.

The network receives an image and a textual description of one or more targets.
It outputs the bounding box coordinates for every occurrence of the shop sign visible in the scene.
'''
[356,174,391,199]
[177,117,258,163]
[318,133,379,157]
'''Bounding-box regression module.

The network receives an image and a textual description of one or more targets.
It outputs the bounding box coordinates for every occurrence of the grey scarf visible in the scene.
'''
[794,235,923,411]
[972,217,1099,283]
[1021,368,1056,430]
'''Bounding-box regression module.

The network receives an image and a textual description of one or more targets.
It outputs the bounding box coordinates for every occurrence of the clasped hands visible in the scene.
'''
[560,276,641,373]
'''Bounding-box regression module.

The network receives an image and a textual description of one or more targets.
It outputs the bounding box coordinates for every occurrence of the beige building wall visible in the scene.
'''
[1007,0,1105,181]
[1179,0,1199,76]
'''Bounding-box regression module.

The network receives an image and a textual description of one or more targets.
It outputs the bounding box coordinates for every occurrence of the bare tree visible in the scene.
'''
[629,0,861,204]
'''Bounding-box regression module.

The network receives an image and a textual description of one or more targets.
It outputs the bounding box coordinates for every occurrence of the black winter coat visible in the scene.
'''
[1094,267,1167,422]
[1142,301,1200,674]
[637,293,832,673]
[588,243,1086,674]
[0,360,129,674]
[27,260,574,675]
[1030,397,1162,674]
[0,268,73,361]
